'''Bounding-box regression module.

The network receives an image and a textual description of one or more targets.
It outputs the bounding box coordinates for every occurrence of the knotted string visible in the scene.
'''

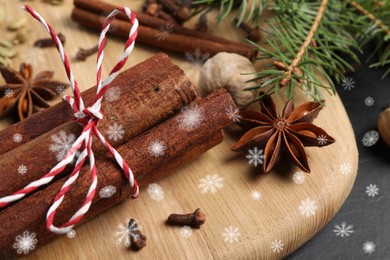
[0,5,139,234]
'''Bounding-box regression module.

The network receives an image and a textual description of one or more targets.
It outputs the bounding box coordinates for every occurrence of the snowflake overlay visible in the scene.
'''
[226,105,242,123]
[177,105,204,130]
[299,198,318,217]
[292,171,305,184]
[13,133,23,143]
[147,183,164,201]
[18,165,28,175]
[362,130,379,147]
[251,190,262,201]
[342,77,355,91]
[115,219,142,247]
[104,87,121,102]
[317,135,328,145]
[222,226,240,244]
[106,123,125,142]
[4,88,14,98]
[198,174,224,194]
[180,226,192,238]
[365,96,374,107]
[20,47,46,67]
[13,231,38,255]
[246,147,264,167]
[366,184,379,197]
[155,23,174,41]
[185,48,210,66]
[271,239,284,253]
[333,223,354,237]
[56,85,66,95]
[149,140,166,157]
[363,241,376,254]
[66,229,76,239]
[339,162,352,175]
[49,131,76,161]
[99,185,117,198]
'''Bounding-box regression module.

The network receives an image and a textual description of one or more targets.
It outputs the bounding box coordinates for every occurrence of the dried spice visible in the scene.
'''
[7,16,27,31]
[75,44,98,61]
[0,63,69,120]
[34,33,65,48]
[232,94,335,173]
[167,208,206,228]
[0,39,17,67]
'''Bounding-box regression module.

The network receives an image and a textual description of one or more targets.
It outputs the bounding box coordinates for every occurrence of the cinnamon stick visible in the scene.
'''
[0,53,194,155]
[71,8,257,61]
[0,53,197,201]
[73,0,249,48]
[0,89,234,254]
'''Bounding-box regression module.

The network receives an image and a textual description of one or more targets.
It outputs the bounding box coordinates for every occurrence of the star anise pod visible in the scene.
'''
[0,63,69,121]
[232,94,335,173]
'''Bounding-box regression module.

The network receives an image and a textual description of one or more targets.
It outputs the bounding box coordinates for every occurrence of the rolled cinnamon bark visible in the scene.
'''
[71,8,258,60]
[74,0,249,48]
[0,53,195,155]
[0,53,197,201]
[0,89,235,254]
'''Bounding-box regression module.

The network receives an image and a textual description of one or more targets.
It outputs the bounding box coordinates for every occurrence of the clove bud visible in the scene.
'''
[167,208,206,228]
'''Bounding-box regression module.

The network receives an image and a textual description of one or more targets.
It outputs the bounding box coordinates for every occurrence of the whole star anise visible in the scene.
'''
[0,63,68,121]
[232,94,335,173]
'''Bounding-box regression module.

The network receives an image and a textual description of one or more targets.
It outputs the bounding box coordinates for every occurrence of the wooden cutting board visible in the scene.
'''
[0,1,358,259]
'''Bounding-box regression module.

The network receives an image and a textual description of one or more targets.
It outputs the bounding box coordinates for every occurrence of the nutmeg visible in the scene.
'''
[378,106,390,147]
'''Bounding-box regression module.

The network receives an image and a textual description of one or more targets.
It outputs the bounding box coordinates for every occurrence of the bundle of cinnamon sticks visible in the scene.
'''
[0,53,235,255]
[71,0,257,60]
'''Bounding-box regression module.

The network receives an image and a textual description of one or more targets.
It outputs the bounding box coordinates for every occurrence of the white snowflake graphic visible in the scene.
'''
[21,47,46,67]
[104,87,121,102]
[177,105,204,130]
[222,226,240,244]
[155,23,174,41]
[56,85,66,95]
[246,147,264,167]
[13,133,23,143]
[339,162,352,175]
[99,185,117,198]
[66,229,76,239]
[149,140,166,157]
[365,96,374,107]
[18,165,28,175]
[106,123,125,142]
[180,226,192,238]
[251,190,262,201]
[115,219,142,247]
[333,223,354,237]
[4,88,14,98]
[317,135,328,145]
[226,105,242,123]
[299,198,318,217]
[147,183,164,201]
[261,76,271,87]
[271,239,284,253]
[366,184,379,197]
[13,231,38,255]
[292,171,305,184]
[342,77,355,91]
[363,241,376,254]
[198,174,224,194]
[49,131,76,161]
[362,130,379,147]
[185,48,210,66]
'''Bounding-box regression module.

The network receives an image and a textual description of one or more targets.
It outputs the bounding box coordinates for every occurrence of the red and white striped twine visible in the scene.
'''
[0,5,139,235]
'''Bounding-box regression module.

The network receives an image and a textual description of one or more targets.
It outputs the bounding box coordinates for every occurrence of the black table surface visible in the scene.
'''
[286,60,390,259]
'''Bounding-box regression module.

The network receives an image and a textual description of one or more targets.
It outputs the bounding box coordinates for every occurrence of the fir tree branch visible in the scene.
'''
[346,0,390,37]
[280,0,329,87]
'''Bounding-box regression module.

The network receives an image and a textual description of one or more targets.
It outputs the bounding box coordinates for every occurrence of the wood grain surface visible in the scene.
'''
[0,0,358,259]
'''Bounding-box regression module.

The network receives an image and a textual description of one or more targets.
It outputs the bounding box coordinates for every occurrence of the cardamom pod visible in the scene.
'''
[12,31,28,45]
[8,16,27,31]
[0,46,17,58]
[0,56,11,66]
[0,38,13,48]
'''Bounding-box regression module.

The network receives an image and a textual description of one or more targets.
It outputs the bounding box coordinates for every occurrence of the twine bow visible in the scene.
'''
[0,5,139,234]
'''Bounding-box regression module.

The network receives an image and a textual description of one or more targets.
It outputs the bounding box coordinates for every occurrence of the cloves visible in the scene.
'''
[236,20,261,42]
[75,44,99,61]
[127,219,147,251]
[167,208,206,228]
[34,32,65,48]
